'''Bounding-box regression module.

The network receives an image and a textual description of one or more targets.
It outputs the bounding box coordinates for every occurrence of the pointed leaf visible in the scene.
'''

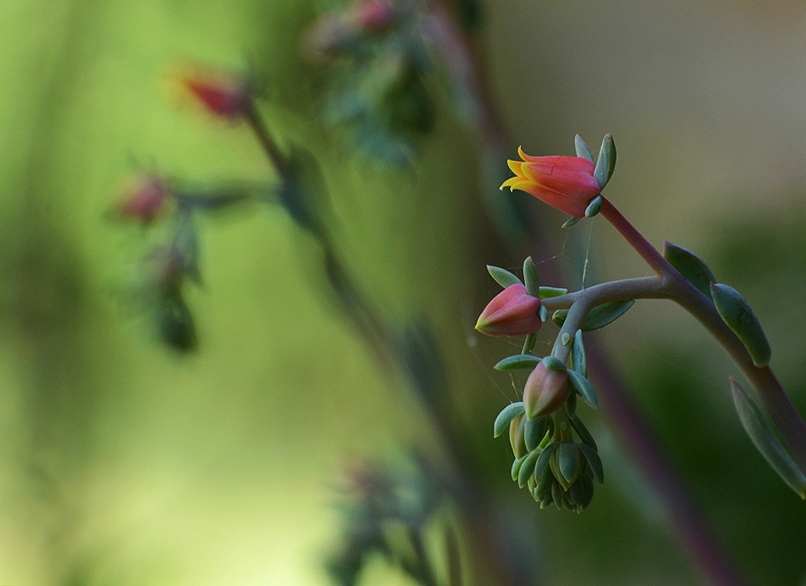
[568,368,598,408]
[487,265,522,288]
[557,443,583,486]
[574,135,594,162]
[570,414,597,450]
[494,402,525,437]
[578,443,605,485]
[562,216,582,228]
[663,241,717,299]
[582,300,634,331]
[585,195,603,218]
[593,134,616,189]
[518,450,540,487]
[494,354,541,371]
[730,378,806,498]
[572,330,587,378]
[525,417,549,451]
[523,256,540,297]
[711,283,771,367]
[539,286,568,299]
[511,454,526,481]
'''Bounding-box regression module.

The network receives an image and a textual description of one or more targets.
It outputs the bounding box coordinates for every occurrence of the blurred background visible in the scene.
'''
[0,0,805,585]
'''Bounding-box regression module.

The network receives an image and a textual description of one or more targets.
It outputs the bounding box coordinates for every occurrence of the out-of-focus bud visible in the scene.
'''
[351,0,396,32]
[113,174,170,225]
[500,147,601,218]
[523,361,572,419]
[475,284,541,337]
[174,63,252,120]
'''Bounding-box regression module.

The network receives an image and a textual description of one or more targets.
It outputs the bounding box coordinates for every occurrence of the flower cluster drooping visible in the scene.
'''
[110,64,266,351]
[477,255,606,512]
[480,134,806,509]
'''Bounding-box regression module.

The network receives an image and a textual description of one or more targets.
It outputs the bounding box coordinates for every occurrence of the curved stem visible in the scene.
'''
[599,196,806,474]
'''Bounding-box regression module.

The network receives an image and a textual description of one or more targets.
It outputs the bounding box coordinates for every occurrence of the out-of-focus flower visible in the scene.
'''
[350,0,396,32]
[112,174,170,225]
[475,284,541,337]
[523,361,572,418]
[172,63,252,120]
[500,147,601,217]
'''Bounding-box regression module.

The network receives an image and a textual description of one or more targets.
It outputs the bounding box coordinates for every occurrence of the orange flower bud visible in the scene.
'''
[475,284,542,337]
[523,361,572,418]
[500,147,601,217]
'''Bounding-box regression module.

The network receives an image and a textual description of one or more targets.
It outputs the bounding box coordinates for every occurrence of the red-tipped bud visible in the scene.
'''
[113,174,170,225]
[475,284,542,337]
[500,147,601,217]
[523,361,572,418]
[176,65,252,120]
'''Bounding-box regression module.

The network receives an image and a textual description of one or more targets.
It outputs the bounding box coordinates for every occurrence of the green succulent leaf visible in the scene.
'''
[523,256,540,297]
[574,135,594,162]
[583,300,635,331]
[539,286,568,299]
[585,195,603,218]
[553,301,634,331]
[570,414,597,450]
[568,368,598,409]
[711,283,771,367]
[486,265,522,289]
[562,216,582,229]
[557,443,584,486]
[525,417,549,452]
[730,378,806,498]
[593,134,616,189]
[663,241,717,299]
[518,450,541,488]
[511,454,526,481]
[578,443,605,485]
[494,354,541,371]
[494,402,525,437]
[571,330,587,378]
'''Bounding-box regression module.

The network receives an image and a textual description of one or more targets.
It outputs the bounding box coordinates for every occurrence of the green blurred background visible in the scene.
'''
[0,0,805,585]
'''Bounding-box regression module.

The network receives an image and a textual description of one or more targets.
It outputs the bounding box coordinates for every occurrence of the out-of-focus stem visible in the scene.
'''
[244,102,289,179]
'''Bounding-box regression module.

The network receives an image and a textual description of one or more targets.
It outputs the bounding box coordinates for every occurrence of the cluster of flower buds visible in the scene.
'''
[477,257,604,511]
[301,0,436,164]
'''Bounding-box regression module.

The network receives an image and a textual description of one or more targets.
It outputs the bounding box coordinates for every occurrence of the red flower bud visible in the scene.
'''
[113,174,170,225]
[475,284,542,337]
[174,64,252,120]
[500,147,601,217]
[523,362,572,418]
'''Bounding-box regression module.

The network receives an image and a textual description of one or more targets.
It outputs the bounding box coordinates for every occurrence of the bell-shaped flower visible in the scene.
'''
[523,361,572,418]
[475,284,542,337]
[500,147,601,217]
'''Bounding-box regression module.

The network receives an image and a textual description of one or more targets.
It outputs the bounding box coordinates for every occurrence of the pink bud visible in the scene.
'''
[523,362,572,418]
[475,284,542,337]
[113,174,169,225]
[351,0,395,32]
[176,64,251,120]
[500,147,601,217]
